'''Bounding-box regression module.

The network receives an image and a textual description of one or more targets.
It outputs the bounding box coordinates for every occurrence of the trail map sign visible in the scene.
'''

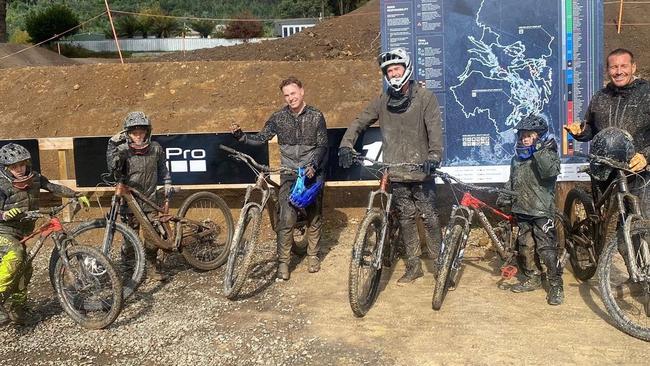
[381,0,603,182]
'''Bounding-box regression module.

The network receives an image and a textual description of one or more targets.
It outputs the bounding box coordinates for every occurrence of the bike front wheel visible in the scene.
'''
[348,208,385,317]
[432,224,464,310]
[58,219,145,300]
[178,191,234,270]
[598,219,650,341]
[53,245,123,329]
[223,205,261,300]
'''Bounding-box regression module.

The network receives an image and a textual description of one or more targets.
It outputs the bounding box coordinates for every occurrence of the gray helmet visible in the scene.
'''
[123,111,152,131]
[514,114,549,135]
[590,127,636,181]
[0,143,31,166]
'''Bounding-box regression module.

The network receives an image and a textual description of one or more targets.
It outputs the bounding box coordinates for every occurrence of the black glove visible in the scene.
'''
[338,147,356,169]
[422,159,440,175]
[496,194,512,210]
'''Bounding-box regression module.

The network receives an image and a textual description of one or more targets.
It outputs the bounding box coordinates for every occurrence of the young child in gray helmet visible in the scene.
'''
[106,111,172,281]
[0,143,90,325]
[497,114,564,305]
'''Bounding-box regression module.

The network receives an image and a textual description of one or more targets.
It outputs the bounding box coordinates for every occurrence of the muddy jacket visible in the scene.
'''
[239,105,328,176]
[107,132,171,206]
[575,78,650,158]
[0,171,77,239]
[339,83,443,182]
[504,139,560,218]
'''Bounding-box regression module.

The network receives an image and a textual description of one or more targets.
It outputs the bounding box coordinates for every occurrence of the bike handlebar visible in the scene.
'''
[219,145,295,175]
[21,199,80,220]
[574,151,632,172]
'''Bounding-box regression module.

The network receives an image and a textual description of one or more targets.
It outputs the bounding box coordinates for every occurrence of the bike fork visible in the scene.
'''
[102,197,120,253]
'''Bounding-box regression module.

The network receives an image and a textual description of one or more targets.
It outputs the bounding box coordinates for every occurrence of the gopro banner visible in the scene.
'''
[326,127,384,181]
[0,139,41,172]
[73,133,269,187]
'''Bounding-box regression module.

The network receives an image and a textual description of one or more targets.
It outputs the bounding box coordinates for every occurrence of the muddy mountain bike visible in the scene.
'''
[573,152,650,341]
[55,177,233,299]
[347,155,421,317]
[219,145,309,300]
[5,200,123,329]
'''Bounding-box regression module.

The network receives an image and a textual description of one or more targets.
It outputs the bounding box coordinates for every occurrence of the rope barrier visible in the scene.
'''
[109,9,380,23]
[0,11,107,61]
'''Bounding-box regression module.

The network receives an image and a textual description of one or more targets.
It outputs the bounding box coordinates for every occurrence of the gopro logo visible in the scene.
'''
[166,148,207,173]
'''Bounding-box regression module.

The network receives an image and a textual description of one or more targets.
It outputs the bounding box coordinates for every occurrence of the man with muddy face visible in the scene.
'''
[231,77,328,281]
[338,48,444,285]
[565,48,650,215]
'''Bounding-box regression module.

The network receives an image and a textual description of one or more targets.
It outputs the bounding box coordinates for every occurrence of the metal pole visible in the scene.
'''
[617,0,625,34]
[104,0,124,63]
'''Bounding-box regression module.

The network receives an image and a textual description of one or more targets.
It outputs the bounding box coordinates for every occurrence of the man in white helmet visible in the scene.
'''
[338,48,444,284]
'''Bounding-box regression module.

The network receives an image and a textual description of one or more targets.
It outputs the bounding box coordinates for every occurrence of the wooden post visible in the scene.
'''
[617,0,625,34]
[104,0,124,64]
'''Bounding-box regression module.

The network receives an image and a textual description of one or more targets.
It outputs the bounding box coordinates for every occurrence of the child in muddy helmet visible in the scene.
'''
[106,111,172,282]
[0,143,90,326]
[497,114,564,305]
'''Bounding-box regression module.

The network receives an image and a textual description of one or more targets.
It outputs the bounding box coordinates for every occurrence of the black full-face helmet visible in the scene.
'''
[590,127,636,180]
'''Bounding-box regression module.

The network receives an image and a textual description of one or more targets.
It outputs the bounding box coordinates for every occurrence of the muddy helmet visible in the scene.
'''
[0,143,31,166]
[123,111,152,131]
[589,127,636,181]
[377,48,413,92]
[514,114,549,135]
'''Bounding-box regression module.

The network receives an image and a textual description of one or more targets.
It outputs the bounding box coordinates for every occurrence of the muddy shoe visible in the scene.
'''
[8,304,41,326]
[307,255,320,273]
[511,275,542,293]
[397,258,423,285]
[277,263,290,280]
[0,305,9,326]
[547,285,564,306]
[146,263,169,282]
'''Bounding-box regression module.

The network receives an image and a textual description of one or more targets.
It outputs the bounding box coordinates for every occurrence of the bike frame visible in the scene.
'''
[21,216,69,266]
[446,191,518,269]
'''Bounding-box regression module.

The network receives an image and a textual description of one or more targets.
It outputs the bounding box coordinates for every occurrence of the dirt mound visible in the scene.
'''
[157,0,380,62]
[604,1,650,76]
[0,60,380,140]
[0,44,77,69]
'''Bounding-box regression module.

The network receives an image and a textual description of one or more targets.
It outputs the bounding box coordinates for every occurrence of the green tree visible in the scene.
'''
[114,14,139,38]
[25,3,79,44]
[1,0,6,42]
[224,11,263,39]
[190,19,215,38]
[277,0,330,18]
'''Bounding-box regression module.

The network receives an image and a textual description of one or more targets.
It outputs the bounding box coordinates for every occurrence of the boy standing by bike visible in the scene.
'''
[0,143,90,325]
[106,111,172,282]
[499,115,564,305]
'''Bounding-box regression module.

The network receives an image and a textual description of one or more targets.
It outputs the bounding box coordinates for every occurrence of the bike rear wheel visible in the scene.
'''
[53,246,123,330]
[598,219,650,341]
[432,224,464,310]
[348,208,385,317]
[178,191,234,270]
[223,205,261,300]
[53,219,145,300]
[564,188,598,280]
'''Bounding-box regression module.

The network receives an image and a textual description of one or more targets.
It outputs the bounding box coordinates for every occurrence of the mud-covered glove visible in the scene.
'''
[496,194,512,211]
[2,208,22,221]
[422,159,440,175]
[230,123,244,140]
[338,147,356,169]
[76,195,91,208]
[630,153,648,172]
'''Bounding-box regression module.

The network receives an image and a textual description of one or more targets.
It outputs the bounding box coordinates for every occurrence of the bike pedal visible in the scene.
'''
[501,265,518,279]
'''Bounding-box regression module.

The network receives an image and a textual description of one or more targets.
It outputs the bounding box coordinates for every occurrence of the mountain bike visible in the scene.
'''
[4,200,123,329]
[54,178,233,299]
[573,152,650,341]
[346,155,422,317]
[219,145,309,300]
[431,171,569,310]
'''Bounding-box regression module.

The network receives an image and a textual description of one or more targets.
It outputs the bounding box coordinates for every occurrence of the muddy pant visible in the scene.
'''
[277,178,323,264]
[0,235,32,305]
[391,180,442,261]
[516,214,563,286]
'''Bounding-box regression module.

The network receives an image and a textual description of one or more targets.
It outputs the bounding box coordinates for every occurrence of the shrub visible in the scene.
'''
[25,4,80,44]
[223,11,263,39]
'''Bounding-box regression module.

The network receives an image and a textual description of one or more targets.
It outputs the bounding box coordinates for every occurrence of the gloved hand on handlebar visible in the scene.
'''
[495,193,512,211]
[76,194,91,208]
[230,123,245,140]
[630,153,648,172]
[422,158,440,175]
[338,147,356,169]
[2,207,22,221]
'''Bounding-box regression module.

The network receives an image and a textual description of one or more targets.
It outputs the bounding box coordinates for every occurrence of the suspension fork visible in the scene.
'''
[371,194,393,270]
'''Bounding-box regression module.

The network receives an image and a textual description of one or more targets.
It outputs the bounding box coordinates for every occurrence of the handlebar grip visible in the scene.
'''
[219,144,238,154]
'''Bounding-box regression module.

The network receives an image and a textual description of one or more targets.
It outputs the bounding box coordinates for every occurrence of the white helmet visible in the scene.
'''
[377,48,413,92]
